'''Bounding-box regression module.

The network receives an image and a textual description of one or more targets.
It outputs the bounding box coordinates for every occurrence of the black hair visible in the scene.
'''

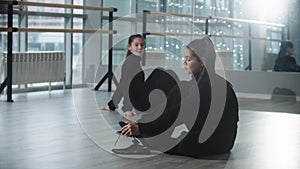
[126,34,145,57]
[278,40,294,58]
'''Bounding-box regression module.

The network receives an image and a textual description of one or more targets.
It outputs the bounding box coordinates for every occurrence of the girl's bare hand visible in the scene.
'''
[124,111,137,117]
[121,122,140,136]
[100,107,111,111]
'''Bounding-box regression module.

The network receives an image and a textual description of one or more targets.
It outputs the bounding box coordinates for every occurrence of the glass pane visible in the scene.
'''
[73,17,83,84]
[27,0,65,13]
[27,16,64,52]
[137,0,159,13]
[165,37,186,68]
[28,16,64,28]
[101,20,134,66]
[103,0,133,17]
[27,15,64,52]
[73,0,83,14]
[102,39,127,66]
[27,32,64,52]
[0,14,7,53]
[0,14,19,52]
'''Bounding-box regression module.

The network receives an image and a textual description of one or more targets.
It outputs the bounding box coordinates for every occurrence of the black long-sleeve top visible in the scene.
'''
[137,71,239,157]
[274,55,300,72]
[108,54,144,112]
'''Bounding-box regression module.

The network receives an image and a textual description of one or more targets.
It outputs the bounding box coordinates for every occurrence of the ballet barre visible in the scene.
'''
[142,11,285,71]
[0,0,117,12]
[0,0,118,102]
[146,32,283,42]
[0,27,116,34]
[147,11,284,27]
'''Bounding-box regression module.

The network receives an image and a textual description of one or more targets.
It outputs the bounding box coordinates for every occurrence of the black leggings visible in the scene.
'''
[129,68,180,112]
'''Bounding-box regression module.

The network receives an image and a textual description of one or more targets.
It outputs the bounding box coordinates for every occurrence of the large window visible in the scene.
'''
[145,0,285,71]
[0,15,19,52]
[0,0,294,92]
[27,16,65,52]
[103,0,133,17]
[1,0,84,89]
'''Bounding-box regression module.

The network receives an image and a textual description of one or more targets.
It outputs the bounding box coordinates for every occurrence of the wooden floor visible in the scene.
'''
[1,88,300,169]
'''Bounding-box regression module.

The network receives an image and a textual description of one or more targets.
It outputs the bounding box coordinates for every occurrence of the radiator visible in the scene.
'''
[0,51,65,89]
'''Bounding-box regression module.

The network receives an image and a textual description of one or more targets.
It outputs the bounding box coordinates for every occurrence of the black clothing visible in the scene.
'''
[129,68,179,112]
[168,73,239,157]
[133,68,181,136]
[108,54,144,112]
[133,69,239,158]
[274,55,300,72]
